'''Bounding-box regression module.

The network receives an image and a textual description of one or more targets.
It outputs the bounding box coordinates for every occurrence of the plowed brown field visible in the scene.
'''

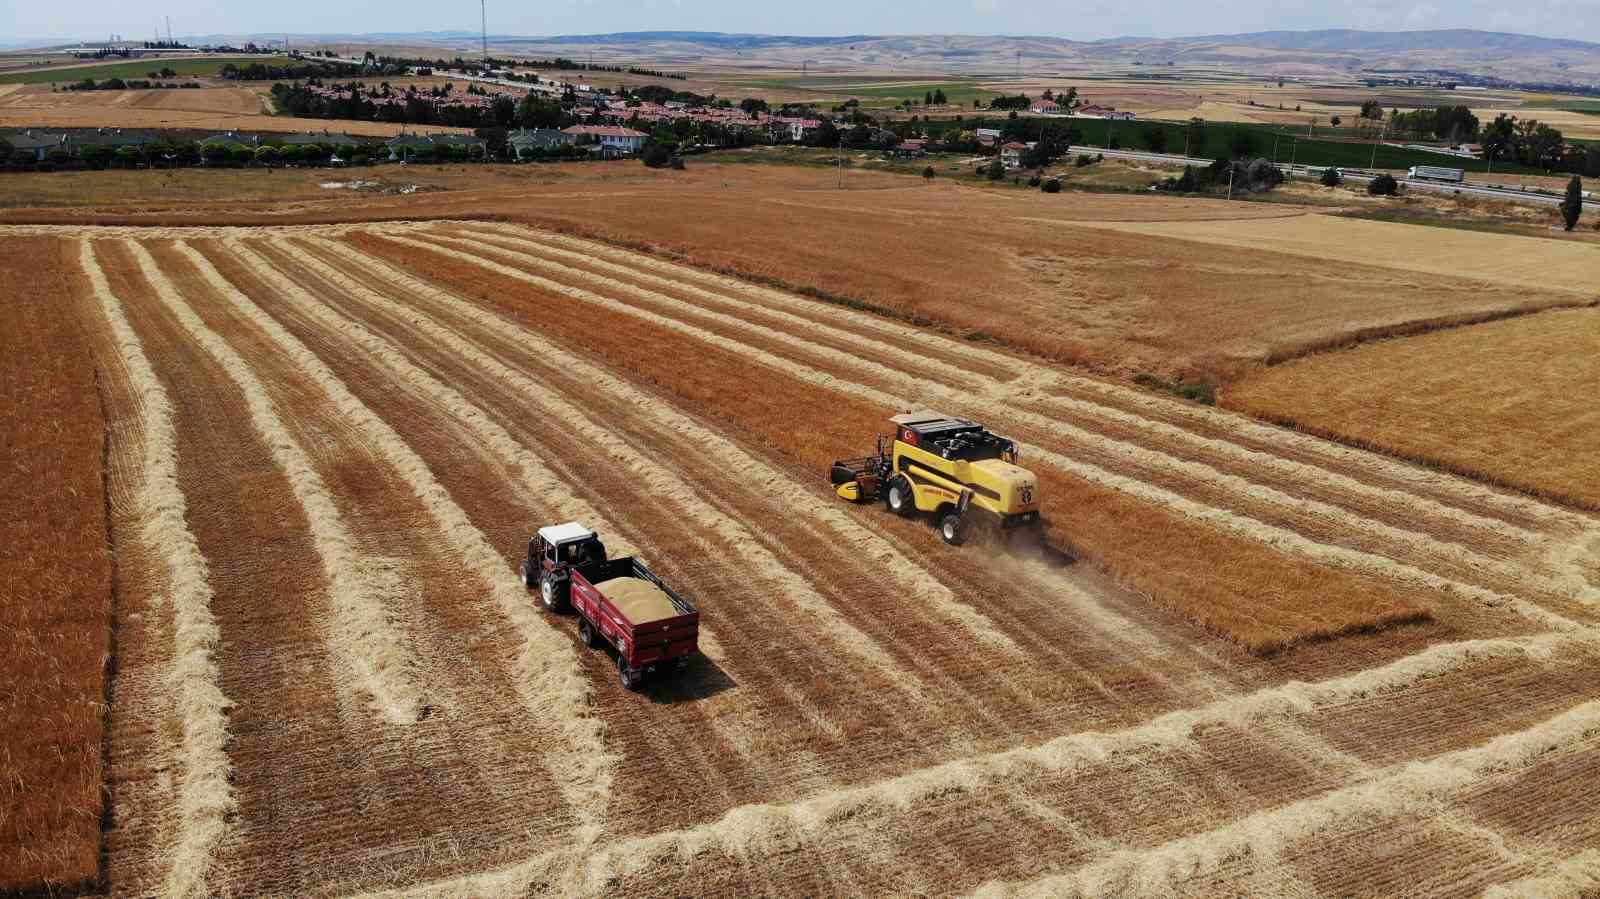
[11,218,1600,896]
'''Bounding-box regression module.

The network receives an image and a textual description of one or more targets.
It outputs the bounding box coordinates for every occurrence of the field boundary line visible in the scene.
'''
[82,239,233,899]
[359,629,1593,897]
[165,239,615,839]
[383,232,1578,633]
[131,241,429,727]
[313,235,1020,657]
[428,230,1585,605]
[968,695,1600,898]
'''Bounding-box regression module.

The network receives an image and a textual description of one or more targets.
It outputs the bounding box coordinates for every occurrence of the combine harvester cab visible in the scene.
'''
[522,522,700,690]
[831,410,1041,546]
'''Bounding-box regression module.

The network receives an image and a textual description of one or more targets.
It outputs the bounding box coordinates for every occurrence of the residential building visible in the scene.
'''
[1029,99,1061,115]
[561,124,648,155]
[507,128,573,156]
[1000,141,1030,169]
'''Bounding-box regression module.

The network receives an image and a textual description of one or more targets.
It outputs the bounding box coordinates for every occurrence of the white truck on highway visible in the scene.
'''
[1407,165,1465,183]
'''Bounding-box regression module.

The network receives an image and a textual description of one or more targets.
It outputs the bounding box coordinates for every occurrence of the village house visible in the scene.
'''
[562,124,648,156]
[507,128,573,157]
[1029,98,1062,115]
[1000,141,1030,169]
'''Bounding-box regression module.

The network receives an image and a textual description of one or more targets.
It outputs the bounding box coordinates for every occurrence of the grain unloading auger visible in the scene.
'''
[830,411,1041,545]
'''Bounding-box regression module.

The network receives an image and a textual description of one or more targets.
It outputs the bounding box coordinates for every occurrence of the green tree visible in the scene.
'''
[932,88,947,105]
[922,165,935,180]
[924,90,934,105]
[1320,165,1342,187]
[1041,178,1061,193]
[1561,176,1583,231]
[640,140,671,168]
[1367,173,1399,196]
[1360,98,1383,120]
[254,145,279,166]
[201,143,230,165]
[986,158,1005,180]
[739,97,768,115]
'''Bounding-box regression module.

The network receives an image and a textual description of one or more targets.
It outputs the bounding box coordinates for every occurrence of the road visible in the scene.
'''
[1067,145,1569,208]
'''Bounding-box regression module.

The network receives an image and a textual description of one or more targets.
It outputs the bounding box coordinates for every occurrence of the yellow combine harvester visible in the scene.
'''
[829,411,1040,545]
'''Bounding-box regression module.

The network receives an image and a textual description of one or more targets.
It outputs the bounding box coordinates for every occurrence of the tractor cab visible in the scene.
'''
[522,521,608,610]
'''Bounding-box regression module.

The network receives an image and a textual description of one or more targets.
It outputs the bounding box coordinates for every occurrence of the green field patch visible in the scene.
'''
[0,56,262,85]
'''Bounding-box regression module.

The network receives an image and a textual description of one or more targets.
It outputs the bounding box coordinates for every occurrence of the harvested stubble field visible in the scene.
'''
[10,212,1600,896]
[0,81,468,135]
[2,162,1587,385]
[1225,307,1600,512]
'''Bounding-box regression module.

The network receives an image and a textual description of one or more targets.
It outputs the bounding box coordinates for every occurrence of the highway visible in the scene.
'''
[1066,145,1570,208]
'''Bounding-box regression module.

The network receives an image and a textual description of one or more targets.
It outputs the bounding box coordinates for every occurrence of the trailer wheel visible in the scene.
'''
[540,574,568,612]
[617,654,641,691]
[939,513,967,546]
[885,476,915,516]
[579,618,597,649]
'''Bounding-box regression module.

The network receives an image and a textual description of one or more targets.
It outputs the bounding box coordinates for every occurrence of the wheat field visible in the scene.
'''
[7,218,1600,896]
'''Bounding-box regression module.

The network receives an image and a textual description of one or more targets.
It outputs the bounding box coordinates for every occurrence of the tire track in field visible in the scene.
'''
[308,236,1018,658]
[429,228,1593,609]
[226,236,852,761]
[82,240,233,899]
[468,222,1598,564]
[383,629,1595,897]
[127,240,429,727]
[162,239,615,838]
[384,232,1577,633]
[968,695,1600,899]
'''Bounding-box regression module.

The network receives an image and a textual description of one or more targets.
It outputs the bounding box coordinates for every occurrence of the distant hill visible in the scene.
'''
[1178,29,1600,53]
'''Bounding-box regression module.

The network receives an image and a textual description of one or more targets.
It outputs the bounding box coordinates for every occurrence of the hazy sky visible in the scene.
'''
[5,0,1597,44]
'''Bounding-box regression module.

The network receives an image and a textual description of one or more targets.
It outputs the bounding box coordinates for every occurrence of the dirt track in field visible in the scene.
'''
[36,220,1600,896]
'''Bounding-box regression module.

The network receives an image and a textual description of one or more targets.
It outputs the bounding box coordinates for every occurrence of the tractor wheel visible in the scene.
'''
[939,513,967,546]
[618,654,641,691]
[520,562,535,590]
[885,476,916,516]
[579,618,597,649]
[540,574,567,612]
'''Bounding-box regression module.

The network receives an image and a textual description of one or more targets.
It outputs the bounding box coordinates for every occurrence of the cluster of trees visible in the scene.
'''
[1479,113,1582,171]
[1158,157,1283,195]
[222,61,343,81]
[63,77,201,91]
[1384,104,1480,142]
[986,94,1032,110]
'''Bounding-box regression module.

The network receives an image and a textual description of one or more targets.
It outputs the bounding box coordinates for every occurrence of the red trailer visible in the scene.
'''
[522,522,700,690]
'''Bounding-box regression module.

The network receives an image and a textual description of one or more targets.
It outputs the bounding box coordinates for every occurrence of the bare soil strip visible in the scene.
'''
[125,240,429,727]
[1483,850,1600,897]
[82,240,233,899]
[164,239,615,839]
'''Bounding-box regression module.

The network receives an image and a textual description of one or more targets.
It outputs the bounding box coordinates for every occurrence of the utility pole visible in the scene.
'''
[1273,132,1280,165]
[481,0,488,60]
[838,128,844,189]
[1227,160,1236,199]
[1370,123,1383,170]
